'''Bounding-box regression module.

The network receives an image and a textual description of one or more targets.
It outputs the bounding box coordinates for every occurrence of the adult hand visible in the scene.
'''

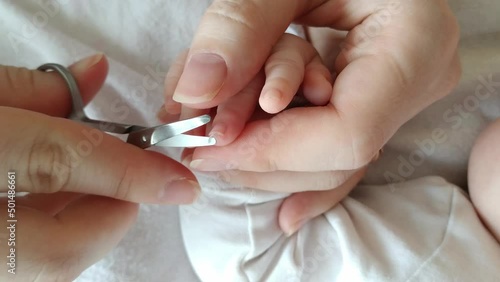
[0,55,200,281]
[166,0,460,234]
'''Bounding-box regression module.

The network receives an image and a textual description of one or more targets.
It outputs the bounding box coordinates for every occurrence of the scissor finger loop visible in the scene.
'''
[37,63,216,148]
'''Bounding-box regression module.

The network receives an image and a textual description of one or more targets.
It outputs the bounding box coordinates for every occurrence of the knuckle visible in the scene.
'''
[207,0,264,37]
[27,134,71,194]
[1,67,36,98]
[263,75,295,95]
[266,55,302,74]
[113,164,134,200]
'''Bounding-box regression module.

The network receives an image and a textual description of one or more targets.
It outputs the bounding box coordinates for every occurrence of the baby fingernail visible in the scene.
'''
[209,123,227,144]
[173,53,227,104]
[262,89,282,103]
[159,178,200,204]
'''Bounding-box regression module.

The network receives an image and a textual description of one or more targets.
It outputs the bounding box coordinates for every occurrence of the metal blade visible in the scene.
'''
[155,134,216,147]
[127,115,212,148]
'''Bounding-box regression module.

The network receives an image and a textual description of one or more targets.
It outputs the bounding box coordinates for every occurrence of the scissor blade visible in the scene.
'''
[126,115,212,148]
[155,134,216,147]
[151,114,211,143]
[165,114,211,134]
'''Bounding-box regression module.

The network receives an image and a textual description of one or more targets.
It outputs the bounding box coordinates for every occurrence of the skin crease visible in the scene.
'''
[468,118,500,242]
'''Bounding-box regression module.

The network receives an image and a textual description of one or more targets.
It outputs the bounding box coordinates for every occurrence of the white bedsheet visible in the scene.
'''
[0,1,499,281]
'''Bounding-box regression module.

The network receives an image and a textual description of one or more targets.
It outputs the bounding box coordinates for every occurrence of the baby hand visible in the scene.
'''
[161,32,366,235]
[162,32,333,146]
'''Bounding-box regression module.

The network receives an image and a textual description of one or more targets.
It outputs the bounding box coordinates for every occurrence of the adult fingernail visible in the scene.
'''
[285,217,309,237]
[173,53,227,104]
[70,53,104,75]
[159,178,200,204]
[190,159,230,171]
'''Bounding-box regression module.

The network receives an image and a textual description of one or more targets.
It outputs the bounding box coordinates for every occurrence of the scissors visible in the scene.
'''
[37,63,216,149]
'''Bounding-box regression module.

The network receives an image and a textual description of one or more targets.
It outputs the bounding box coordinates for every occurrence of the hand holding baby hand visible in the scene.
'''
[163,33,367,234]
[164,0,461,234]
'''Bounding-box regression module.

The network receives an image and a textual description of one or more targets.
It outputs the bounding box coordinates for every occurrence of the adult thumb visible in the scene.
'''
[172,0,308,108]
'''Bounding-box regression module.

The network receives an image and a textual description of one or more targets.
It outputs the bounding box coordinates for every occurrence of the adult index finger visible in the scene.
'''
[0,107,200,205]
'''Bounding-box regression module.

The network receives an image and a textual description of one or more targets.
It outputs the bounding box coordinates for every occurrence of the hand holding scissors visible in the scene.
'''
[38,63,216,149]
[0,55,200,280]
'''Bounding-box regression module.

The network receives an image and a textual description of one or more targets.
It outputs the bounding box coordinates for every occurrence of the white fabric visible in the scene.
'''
[0,1,499,281]
[181,176,500,281]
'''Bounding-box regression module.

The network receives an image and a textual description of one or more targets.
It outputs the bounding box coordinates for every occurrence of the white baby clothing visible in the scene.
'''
[181,176,500,281]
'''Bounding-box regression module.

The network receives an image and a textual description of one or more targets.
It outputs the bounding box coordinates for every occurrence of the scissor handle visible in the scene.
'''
[38,63,87,120]
[37,63,141,134]
[37,62,216,148]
